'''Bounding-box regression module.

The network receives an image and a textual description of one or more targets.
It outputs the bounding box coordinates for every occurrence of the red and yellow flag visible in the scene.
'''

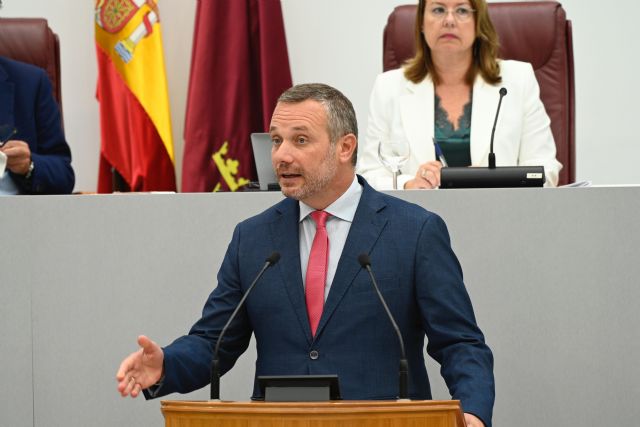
[181,0,292,192]
[95,0,176,192]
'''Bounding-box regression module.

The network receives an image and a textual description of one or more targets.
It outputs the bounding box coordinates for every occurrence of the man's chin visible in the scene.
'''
[280,186,304,200]
[279,182,312,201]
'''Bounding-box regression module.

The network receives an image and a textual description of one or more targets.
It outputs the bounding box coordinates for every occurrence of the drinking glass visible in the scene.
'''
[378,139,410,189]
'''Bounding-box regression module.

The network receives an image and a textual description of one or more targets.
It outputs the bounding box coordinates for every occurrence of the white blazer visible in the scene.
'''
[357,60,562,188]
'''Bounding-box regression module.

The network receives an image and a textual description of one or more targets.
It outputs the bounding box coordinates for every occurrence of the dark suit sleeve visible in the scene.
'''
[11,70,74,194]
[415,213,495,427]
[146,224,253,398]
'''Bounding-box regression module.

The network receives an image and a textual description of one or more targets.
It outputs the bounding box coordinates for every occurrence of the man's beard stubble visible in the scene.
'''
[277,144,337,201]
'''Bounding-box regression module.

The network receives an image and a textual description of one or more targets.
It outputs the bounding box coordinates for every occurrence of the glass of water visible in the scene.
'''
[377,139,410,190]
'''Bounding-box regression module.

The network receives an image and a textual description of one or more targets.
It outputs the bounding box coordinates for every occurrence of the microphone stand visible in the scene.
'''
[358,254,409,400]
[210,252,280,400]
[488,87,508,169]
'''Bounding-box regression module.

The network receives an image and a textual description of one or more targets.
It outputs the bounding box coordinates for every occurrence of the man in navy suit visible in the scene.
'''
[0,55,74,194]
[116,84,494,427]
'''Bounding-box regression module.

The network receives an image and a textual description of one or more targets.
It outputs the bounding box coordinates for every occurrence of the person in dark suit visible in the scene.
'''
[0,55,74,194]
[116,83,494,427]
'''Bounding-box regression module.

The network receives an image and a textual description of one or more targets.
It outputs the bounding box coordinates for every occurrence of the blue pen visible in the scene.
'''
[432,138,449,167]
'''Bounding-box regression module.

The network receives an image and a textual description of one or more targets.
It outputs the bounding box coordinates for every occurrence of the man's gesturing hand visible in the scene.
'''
[116,335,164,398]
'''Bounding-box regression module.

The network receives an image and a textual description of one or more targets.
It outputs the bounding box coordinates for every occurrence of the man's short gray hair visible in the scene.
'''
[277,83,358,165]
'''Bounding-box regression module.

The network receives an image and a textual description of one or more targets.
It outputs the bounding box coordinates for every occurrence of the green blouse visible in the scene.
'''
[434,93,472,167]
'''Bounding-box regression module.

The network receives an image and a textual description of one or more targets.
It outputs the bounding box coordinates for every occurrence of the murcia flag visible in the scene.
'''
[95,0,176,192]
[181,0,292,192]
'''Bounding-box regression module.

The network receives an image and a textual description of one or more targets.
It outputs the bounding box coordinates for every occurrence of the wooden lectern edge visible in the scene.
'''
[161,400,466,427]
[161,399,463,413]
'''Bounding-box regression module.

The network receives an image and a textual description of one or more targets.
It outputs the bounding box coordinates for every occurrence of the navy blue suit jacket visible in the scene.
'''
[0,56,74,194]
[156,176,494,425]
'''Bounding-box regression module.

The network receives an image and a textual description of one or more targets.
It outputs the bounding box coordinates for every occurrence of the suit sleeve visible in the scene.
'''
[415,213,495,427]
[11,70,74,194]
[358,70,433,190]
[516,62,562,187]
[357,72,400,190]
[147,224,253,398]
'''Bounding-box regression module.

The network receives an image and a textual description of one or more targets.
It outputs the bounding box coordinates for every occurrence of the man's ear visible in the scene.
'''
[337,134,357,165]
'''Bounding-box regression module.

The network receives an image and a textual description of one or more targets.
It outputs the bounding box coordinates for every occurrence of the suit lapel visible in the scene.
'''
[270,199,313,343]
[400,78,436,163]
[470,76,499,165]
[315,180,388,338]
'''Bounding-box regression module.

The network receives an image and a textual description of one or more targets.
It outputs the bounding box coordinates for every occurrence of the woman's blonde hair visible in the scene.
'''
[404,0,501,86]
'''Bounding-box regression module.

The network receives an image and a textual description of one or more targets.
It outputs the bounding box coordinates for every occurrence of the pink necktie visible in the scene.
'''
[306,210,330,337]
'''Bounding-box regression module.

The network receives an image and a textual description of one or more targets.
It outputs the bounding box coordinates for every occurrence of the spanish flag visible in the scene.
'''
[95,0,176,192]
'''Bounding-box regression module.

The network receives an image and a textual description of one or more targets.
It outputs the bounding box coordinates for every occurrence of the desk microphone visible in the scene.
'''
[488,87,508,169]
[441,87,545,188]
[358,253,409,400]
[210,251,281,400]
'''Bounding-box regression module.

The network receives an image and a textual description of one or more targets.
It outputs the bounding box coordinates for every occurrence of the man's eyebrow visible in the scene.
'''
[269,125,310,132]
[291,125,310,131]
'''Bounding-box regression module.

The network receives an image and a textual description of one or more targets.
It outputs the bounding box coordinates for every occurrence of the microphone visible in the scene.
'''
[488,87,508,169]
[357,253,409,400]
[440,86,545,188]
[210,251,281,400]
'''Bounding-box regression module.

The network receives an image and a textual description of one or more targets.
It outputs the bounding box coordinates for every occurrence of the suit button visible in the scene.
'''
[309,350,319,360]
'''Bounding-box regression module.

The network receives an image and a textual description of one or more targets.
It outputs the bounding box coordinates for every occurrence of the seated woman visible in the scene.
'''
[357,0,562,189]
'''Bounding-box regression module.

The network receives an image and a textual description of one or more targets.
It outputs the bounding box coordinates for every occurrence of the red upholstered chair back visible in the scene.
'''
[0,18,63,112]
[383,2,575,185]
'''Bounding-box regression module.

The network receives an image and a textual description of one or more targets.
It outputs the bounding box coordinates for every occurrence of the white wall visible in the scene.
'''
[3,0,639,192]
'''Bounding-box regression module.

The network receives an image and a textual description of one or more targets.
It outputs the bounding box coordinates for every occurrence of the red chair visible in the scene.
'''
[383,2,575,185]
[0,17,63,112]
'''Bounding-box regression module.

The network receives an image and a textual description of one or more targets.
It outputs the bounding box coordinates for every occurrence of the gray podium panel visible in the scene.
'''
[1,187,639,427]
[0,220,33,427]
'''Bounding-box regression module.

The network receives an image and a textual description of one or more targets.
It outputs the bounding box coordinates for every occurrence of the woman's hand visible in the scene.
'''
[403,161,442,189]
